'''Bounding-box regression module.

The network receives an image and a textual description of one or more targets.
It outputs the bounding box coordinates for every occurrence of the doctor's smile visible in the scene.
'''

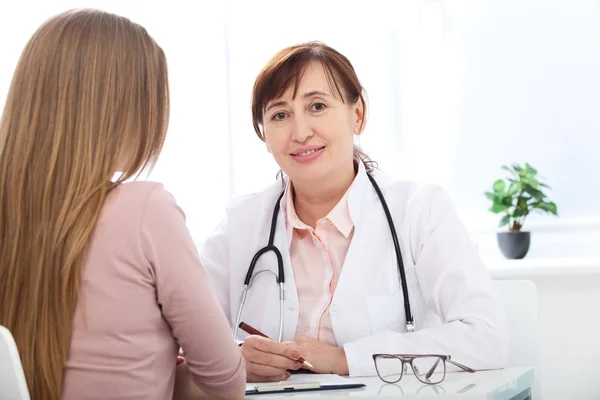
[290,145,326,163]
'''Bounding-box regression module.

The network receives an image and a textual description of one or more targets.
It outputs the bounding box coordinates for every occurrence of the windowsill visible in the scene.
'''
[485,256,600,279]
[469,217,600,278]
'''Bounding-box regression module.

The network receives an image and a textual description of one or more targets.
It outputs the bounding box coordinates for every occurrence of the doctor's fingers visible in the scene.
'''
[245,336,302,361]
[242,347,302,371]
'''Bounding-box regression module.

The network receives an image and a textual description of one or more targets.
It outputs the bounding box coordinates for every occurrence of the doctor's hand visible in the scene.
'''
[241,335,304,382]
[292,335,349,376]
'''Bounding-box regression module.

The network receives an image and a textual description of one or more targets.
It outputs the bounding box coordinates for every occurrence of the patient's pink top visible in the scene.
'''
[61,182,245,400]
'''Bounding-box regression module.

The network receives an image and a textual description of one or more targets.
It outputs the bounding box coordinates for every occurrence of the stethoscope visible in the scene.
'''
[233,173,414,342]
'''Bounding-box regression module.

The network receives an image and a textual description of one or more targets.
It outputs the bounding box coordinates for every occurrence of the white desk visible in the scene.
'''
[245,367,533,400]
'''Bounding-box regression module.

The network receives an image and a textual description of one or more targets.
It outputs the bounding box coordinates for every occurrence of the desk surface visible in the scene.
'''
[245,367,533,400]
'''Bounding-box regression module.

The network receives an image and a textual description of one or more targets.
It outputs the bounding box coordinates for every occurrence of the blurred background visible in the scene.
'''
[2,0,598,258]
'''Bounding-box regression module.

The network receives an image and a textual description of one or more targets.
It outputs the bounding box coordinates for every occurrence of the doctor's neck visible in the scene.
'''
[291,162,356,229]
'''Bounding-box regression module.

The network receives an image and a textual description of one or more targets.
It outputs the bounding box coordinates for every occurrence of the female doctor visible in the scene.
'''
[200,42,507,383]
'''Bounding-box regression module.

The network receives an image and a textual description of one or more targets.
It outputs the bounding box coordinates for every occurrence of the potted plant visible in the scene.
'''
[484,162,558,259]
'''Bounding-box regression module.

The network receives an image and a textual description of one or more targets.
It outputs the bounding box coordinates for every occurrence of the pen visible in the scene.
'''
[238,322,315,370]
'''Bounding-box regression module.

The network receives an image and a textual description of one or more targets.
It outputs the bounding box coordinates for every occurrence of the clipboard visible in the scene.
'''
[245,374,366,395]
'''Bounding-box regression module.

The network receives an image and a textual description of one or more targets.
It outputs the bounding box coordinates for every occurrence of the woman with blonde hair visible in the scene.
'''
[0,9,245,400]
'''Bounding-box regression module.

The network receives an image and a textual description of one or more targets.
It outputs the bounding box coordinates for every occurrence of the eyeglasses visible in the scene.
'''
[372,354,475,385]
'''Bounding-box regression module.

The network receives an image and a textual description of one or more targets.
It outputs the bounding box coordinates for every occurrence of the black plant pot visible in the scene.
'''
[496,231,531,259]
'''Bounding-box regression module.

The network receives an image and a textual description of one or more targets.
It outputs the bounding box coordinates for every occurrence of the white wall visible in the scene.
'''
[446,0,600,233]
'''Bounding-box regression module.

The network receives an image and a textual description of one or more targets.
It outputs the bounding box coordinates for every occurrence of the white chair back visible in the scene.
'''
[493,280,539,368]
[0,325,31,400]
[493,279,539,398]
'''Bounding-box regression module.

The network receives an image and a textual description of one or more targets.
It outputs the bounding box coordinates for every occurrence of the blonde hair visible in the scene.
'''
[0,9,169,399]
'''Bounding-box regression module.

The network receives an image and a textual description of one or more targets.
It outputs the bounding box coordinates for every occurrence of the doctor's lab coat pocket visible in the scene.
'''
[364,291,405,334]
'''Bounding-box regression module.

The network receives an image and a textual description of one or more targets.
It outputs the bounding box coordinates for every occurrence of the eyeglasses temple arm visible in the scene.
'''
[425,358,442,379]
[447,359,476,373]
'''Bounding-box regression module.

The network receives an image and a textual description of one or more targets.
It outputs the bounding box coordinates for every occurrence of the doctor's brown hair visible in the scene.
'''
[251,41,375,172]
[0,9,169,399]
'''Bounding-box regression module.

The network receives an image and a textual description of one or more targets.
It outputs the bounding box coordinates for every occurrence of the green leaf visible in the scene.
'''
[493,179,506,193]
[523,185,545,200]
[523,177,540,189]
[524,163,538,176]
[490,203,509,214]
[499,214,510,227]
[533,201,558,215]
[484,191,496,201]
[513,207,529,217]
[547,202,558,215]
[501,195,514,207]
[511,163,523,173]
[507,181,519,195]
[517,197,528,209]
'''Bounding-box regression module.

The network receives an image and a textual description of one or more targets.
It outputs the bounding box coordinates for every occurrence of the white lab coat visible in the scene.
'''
[199,162,508,377]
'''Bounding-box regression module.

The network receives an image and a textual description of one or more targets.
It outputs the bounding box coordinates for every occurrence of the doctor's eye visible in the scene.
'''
[311,102,326,112]
[271,112,288,122]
